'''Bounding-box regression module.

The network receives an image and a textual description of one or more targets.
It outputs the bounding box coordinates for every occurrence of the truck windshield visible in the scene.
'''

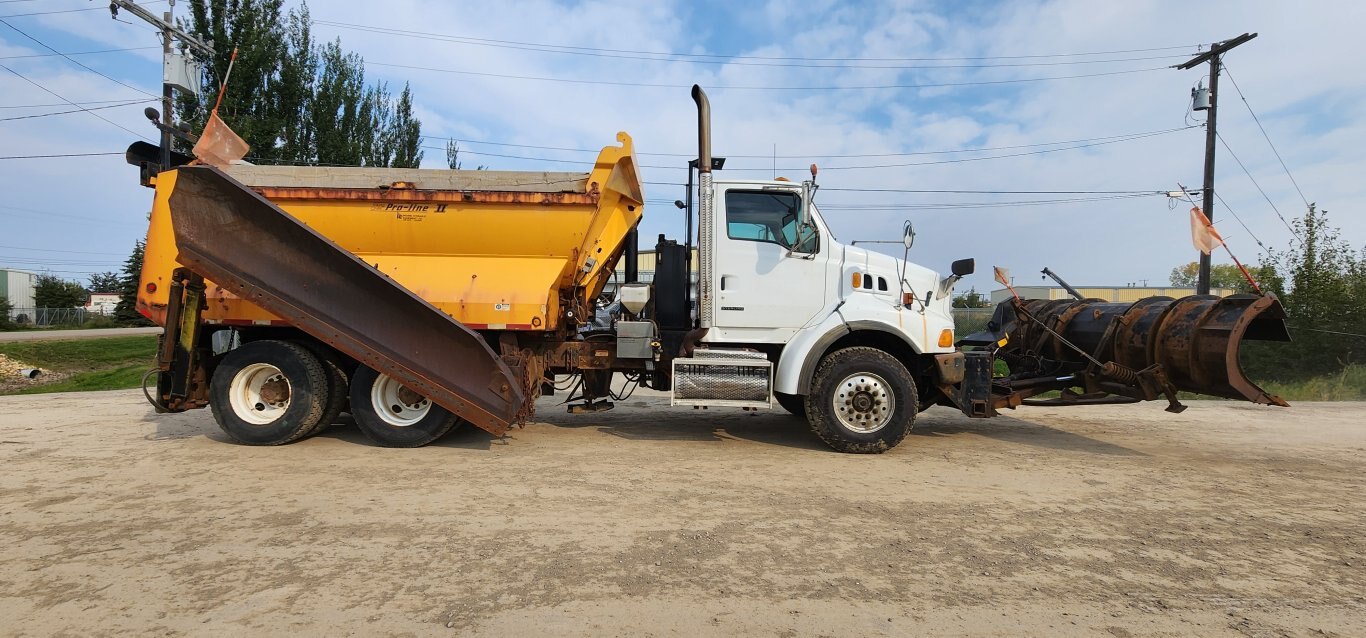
[725,190,819,253]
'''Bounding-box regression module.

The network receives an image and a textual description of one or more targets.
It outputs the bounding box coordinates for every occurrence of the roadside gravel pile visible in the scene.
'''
[0,353,42,379]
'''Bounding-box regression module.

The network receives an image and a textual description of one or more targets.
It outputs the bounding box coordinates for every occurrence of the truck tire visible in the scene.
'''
[209,340,329,446]
[774,392,807,418]
[295,340,348,435]
[804,347,917,454]
[349,366,463,448]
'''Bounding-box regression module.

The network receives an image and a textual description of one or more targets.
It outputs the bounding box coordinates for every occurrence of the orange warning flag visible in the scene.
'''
[191,110,249,168]
[1189,206,1224,255]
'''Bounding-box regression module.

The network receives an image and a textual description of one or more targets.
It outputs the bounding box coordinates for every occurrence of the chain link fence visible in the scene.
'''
[5,307,92,327]
[952,308,995,338]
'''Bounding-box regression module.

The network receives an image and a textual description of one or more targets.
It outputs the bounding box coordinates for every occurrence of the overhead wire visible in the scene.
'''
[368,60,1171,91]
[0,98,156,121]
[432,126,1195,172]
[0,46,160,60]
[0,18,160,98]
[1223,65,1311,209]
[0,151,126,159]
[421,126,1202,160]
[0,244,126,256]
[0,61,150,140]
[1215,131,1302,243]
[1211,189,1267,251]
[0,0,165,19]
[315,20,1194,70]
[315,20,1197,64]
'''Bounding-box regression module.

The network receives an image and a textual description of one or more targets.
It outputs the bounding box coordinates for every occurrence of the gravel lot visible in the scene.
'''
[1,389,1362,636]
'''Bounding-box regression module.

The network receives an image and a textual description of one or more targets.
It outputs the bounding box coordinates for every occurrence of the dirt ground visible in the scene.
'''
[0,388,1362,637]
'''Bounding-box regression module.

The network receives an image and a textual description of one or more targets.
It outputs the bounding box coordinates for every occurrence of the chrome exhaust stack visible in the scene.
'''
[692,85,715,329]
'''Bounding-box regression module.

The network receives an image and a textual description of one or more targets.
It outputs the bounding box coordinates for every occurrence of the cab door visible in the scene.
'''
[711,186,829,334]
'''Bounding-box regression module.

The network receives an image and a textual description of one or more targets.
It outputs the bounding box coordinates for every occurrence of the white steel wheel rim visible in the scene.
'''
[370,373,431,427]
[229,363,291,425]
[833,372,895,433]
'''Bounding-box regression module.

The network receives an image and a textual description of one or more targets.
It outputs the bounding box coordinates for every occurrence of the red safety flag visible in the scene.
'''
[1189,206,1224,255]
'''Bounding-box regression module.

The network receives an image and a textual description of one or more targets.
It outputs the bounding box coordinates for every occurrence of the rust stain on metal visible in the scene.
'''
[252,186,599,205]
[167,165,525,436]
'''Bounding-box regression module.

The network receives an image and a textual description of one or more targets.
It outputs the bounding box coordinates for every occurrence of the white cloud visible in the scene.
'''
[2,0,1362,293]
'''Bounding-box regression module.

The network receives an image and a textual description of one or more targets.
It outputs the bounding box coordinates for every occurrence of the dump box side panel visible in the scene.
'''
[138,133,644,332]
[160,167,524,435]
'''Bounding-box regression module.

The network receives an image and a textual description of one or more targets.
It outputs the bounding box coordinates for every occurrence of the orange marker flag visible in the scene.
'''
[1189,206,1224,255]
[191,47,249,168]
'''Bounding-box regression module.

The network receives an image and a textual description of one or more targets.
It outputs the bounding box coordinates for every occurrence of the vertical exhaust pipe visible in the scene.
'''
[692,85,715,328]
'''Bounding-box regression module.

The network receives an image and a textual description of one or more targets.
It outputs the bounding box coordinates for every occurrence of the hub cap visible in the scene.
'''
[370,373,431,427]
[833,372,894,433]
[228,363,291,425]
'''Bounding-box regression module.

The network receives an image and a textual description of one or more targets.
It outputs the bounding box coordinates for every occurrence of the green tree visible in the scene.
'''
[35,274,88,309]
[180,0,423,166]
[1242,205,1365,381]
[952,288,994,308]
[446,139,487,170]
[88,271,121,293]
[1168,262,1258,291]
[114,241,153,327]
[389,83,422,168]
[0,296,13,330]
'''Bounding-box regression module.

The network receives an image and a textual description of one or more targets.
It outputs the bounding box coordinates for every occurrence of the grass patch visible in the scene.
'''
[1256,365,1366,402]
[16,365,149,395]
[0,335,158,395]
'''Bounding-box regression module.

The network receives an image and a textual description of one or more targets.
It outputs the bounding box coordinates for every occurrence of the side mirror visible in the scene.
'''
[902,221,916,250]
[951,258,975,277]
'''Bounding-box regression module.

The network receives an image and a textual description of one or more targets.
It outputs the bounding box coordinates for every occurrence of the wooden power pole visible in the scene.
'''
[1175,33,1256,295]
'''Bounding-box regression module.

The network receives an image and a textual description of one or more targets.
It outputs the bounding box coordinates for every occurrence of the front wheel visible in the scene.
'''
[349,366,463,447]
[804,347,917,453]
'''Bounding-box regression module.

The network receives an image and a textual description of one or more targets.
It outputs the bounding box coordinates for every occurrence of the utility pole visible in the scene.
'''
[1175,32,1256,295]
[109,0,213,167]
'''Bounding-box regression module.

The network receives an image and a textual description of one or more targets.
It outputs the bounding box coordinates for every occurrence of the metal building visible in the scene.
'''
[1,268,38,320]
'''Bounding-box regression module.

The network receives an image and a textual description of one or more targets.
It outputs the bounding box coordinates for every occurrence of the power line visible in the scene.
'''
[315,19,1196,64]
[0,18,160,98]
[0,62,150,140]
[444,126,1194,171]
[315,20,1195,70]
[369,60,1170,91]
[0,151,126,160]
[1211,189,1267,251]
[0,46,159,60]
[0,98,155,121]
[0,97,153,109]
[815,193,1161,211]
[1215,131,1302,243]
[1222,65,1311,209]
[0,1,165,19]
[425,126,1202,159]
[0,244,126,256]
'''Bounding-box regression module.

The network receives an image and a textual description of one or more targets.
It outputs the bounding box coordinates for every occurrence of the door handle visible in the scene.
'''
[720,275,728,291]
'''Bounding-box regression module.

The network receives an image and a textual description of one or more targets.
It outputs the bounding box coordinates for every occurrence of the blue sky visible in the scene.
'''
[1,0,1361,295]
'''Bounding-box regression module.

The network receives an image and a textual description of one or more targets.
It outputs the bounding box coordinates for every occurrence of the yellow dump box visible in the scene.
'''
[138,133,644,334]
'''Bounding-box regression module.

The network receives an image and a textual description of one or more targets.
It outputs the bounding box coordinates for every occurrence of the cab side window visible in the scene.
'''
[726,190,819,253]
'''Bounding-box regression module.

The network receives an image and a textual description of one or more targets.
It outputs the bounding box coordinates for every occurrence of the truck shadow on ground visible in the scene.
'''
[909,411,1147,457]
[140,401,1143,457]
[531,398,1147,456]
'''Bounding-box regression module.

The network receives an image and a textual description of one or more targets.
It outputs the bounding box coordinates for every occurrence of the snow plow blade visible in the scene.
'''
[165,165,524,435]
[965,293,1291,410]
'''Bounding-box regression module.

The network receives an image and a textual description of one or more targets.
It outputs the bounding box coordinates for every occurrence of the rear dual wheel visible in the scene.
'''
[210,340,329,446]
[348,366,464,448]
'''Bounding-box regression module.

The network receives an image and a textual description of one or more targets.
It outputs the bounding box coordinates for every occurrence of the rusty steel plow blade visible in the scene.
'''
[995,293,1291,407]
[166,166,524,435]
